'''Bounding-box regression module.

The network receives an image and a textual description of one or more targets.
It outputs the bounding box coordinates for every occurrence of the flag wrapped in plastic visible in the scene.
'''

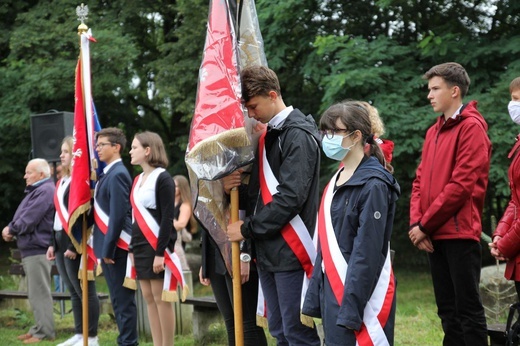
[186,0,257,275]
[237,0,268,68]
[68,28,103,278]
[236,0,269,154]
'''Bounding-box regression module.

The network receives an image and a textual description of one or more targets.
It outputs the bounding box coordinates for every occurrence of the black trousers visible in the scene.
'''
[428,239,488,346]
[54,231,99,336]
[101,247,138,346]
[207,263,267,346]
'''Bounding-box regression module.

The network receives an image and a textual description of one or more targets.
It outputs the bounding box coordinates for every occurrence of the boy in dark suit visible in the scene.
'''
[93,127,137,346]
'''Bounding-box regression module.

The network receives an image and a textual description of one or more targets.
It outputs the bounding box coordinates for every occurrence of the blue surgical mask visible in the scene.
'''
[322,132,355,161]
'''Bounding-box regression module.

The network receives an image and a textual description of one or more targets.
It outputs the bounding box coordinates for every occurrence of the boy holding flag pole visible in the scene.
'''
[186,0,269,344]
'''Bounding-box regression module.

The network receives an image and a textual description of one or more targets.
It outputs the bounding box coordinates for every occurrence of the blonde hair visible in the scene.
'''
[61,136,74,177]
[359,101,385,137]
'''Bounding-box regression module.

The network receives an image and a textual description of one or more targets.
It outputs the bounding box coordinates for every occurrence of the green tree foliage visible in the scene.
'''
[0,0,519,266]
[253,0,520,265]
[287,0,520,266]
[0,0,207,224]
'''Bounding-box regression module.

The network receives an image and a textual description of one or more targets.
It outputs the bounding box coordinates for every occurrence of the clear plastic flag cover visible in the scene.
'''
[186,0,267,275]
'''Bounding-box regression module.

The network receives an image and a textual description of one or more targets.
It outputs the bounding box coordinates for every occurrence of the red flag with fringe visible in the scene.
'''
[68,29,102,277]
[187,0,244,155]
[185,0,255,276]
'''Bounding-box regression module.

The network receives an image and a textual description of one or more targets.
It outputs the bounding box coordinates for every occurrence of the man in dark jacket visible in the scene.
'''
[409,62,491,346]
[227,66,321,345]
[2,158,56,343]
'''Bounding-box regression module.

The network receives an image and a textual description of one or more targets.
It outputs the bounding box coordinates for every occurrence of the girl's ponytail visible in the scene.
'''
[366,134,393,173]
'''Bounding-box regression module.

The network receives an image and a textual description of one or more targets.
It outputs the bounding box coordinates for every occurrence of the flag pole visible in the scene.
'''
[232,0,244,343]
[77,5,89,346]
[81,215,89,346]
[230,188,244,345]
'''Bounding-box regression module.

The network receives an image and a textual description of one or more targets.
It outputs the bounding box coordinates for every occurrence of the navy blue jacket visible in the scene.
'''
[302,157,400,346]
[93,161,132,260]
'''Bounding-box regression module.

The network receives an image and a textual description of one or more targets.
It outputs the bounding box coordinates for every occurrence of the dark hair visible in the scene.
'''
[510,77,520,94]
[96,127,127,152]
[241,65,281,103]
[134,131,169,168]
[320,100,385,167]
[423,62,470,98]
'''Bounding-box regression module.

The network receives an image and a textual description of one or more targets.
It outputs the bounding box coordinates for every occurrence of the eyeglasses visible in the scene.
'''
[95,142,114,149]
[320,128,349,140]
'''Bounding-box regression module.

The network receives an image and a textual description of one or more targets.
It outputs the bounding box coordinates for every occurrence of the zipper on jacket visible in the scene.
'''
[427,125,443,204]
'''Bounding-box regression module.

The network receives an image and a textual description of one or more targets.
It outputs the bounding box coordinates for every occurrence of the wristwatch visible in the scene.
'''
[240,253,251,263]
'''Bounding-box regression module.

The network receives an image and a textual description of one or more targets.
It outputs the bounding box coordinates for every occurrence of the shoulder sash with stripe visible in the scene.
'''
[130,168,188,302]
[318,168,395,346]
[54,178,71,235]
[93,198,132,251]
[93,175,134,285]
[257,131,317,327]
[55,177,97,280]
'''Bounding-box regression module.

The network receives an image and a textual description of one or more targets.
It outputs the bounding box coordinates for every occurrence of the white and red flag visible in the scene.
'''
[68,28,103,278]
[186,0,271,338]
[185,0,257,275]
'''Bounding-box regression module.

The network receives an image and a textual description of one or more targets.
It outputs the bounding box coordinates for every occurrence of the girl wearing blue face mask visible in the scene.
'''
[491,77,520,300]
[302,101,400,346]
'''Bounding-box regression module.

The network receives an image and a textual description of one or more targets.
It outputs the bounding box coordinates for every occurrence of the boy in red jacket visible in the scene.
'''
[409,62,491,346]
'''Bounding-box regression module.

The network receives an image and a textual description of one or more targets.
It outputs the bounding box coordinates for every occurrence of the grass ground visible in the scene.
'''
[0,240,449,345]
[0,267,444,345]
[394,270,444,345]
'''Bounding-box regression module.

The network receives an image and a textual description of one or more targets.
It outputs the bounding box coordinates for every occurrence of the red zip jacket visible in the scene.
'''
[410,101,491,241]
[494,135,520,280]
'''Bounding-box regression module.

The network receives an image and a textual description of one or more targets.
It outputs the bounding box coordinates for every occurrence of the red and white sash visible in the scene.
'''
[93,200,132,251]
[55,178,71,234]
[130,168,188,302]
[55,177,97,280]
[318,169,395,346]
[93,182,135,287]
[257,132,317,327]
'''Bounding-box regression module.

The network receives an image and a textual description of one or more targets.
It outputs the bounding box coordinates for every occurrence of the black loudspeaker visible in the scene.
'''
[30,112,74,162]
